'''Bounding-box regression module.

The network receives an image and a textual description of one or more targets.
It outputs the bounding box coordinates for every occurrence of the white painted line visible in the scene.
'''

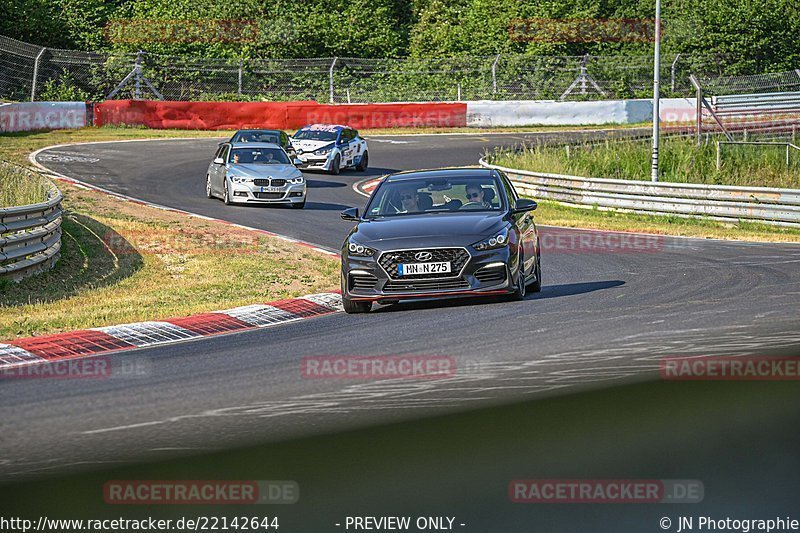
[217,304,300,327]
[0,344,45,367]
[93,322,200,348]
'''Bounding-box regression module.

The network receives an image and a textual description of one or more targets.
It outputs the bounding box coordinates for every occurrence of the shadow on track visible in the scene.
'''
[372,279,625,313]
[531,279,625,300]
[305,179,347,188]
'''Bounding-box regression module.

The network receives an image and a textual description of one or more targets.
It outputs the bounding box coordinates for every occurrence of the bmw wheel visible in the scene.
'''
[356,151,369,172]
[223,180,232,205]
[330,154,341,175]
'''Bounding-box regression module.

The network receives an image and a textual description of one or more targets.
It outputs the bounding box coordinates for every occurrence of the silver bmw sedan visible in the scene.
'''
[206,142,306,208]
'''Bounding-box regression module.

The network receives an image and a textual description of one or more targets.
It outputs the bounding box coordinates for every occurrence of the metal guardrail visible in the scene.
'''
[0,166,63,281]
[480,158,800,227]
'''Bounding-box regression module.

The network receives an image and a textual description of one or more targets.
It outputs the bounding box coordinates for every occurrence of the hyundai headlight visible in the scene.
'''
[288,175,305,184]
[347,239,376,257]
[472,228,510,251]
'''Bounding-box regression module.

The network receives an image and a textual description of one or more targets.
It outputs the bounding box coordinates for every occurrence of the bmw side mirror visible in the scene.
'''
[513,198,538,213]
[213,157,224,165]
[340,207,360,221]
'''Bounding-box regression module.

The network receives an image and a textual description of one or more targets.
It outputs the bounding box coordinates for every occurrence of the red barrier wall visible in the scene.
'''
[94,100,467,130]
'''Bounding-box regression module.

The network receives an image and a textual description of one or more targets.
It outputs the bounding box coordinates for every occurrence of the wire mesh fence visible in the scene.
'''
[0,34,785,104]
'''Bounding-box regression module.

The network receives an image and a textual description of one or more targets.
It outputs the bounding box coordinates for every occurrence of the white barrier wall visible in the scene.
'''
[0,102,87,133]
[467,98,696,127]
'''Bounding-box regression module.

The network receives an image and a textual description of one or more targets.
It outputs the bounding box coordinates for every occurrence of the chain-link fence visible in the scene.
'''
[0,33,762,104]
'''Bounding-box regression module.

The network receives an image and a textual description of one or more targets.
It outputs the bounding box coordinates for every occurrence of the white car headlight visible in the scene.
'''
[472,228,510,251]
[228,175,249,184]
[288,175,304,184]
[347,240,376,257]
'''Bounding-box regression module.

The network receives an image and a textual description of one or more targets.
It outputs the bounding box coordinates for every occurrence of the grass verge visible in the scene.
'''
[530,199,800,242]
[491,134,800,189]
[0,162,51,208]
[0,128,340,340]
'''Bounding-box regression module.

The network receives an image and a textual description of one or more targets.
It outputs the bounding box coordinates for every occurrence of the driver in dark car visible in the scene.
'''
[465,184,492,208]
[398,187,420,213]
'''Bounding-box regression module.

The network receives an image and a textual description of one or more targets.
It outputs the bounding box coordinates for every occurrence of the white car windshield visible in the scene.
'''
[293,129,339,142]
[230,148,290,165]
[365,176,505,218]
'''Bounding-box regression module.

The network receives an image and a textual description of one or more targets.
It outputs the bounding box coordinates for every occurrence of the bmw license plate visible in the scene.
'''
[398,262,451,276]
[260,186,281,192]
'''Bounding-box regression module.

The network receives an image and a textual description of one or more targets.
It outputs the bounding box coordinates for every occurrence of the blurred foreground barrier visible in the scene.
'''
[480,158,800,227]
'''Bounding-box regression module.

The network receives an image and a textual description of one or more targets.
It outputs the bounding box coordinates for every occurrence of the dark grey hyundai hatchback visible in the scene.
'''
[339,168,541,313]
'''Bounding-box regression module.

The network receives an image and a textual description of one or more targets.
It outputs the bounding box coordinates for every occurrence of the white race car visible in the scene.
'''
[291,124,369,174]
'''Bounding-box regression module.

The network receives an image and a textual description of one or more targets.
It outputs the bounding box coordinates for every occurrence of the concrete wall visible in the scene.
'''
[466,98,696,127]
[0,102,87,133]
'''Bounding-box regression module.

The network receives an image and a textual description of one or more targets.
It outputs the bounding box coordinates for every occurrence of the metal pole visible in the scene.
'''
[238,59,243,99]
[491,54,501,95]
[650,0,662,182]
[787,144,791,166]
[31,47,46,102]
[670,53,680,93]
[457,83,461,101]
[134,51,143,100]
[716,141,721,170]
[329,57,337,104]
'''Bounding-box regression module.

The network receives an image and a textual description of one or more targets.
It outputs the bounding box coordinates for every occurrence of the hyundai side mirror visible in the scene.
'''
[513,198,538,213]
[340,207,360,221]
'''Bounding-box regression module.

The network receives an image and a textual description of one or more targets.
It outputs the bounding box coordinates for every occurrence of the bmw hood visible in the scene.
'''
[352,213,507,249]
[227,164,302,179]
[291,140,335,153]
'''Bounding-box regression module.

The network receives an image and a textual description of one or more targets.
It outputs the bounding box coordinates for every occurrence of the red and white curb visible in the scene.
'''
[28,141,338,256]
[354,177,384,198]
[0,292,343,371]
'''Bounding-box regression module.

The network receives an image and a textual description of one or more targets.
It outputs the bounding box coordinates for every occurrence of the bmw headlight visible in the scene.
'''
[228,175,249,184]
[472,228,510,251]
[288,175,304,184]
[347,239,376,257]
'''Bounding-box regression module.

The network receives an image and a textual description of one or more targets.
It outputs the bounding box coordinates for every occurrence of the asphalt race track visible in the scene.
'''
[3,131,800,491]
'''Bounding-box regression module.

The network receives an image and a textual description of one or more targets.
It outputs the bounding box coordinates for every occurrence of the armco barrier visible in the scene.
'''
[480,159,800,227]
[0,102,87,133]
[94,100,467,130]
[0,164,63,281]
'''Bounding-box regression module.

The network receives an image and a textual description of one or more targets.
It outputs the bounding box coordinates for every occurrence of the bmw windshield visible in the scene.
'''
[230,148,290,165]
[364,176,506,218]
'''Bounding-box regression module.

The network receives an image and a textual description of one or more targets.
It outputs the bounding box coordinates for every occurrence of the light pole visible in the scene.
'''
[651,0,662,182]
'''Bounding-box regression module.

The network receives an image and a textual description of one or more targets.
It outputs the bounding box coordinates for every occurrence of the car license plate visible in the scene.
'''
[260,186,281,192]
[398,262,451,276]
